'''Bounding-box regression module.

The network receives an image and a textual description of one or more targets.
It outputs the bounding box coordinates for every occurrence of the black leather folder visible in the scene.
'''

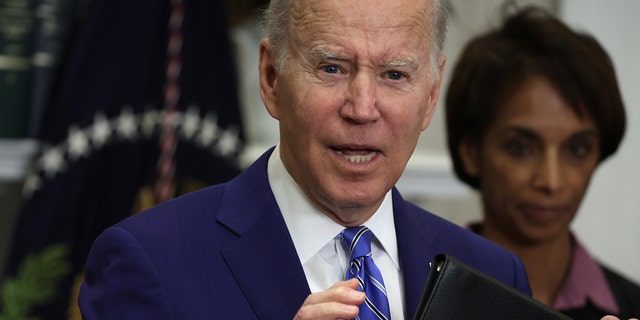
[413,253,573,320]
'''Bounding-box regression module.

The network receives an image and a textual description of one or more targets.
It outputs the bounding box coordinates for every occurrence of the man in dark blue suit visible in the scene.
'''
[79,0,532,318]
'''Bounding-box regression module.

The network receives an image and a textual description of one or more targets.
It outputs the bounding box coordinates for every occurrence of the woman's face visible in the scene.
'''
[460,76,600,245]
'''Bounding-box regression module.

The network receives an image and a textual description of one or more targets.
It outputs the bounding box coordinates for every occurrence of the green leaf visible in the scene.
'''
[0,243,72,319]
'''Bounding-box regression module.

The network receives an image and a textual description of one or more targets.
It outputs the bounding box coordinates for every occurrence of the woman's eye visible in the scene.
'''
[568,143,592,158]
[506,140,532,157]
[323,65,340,74]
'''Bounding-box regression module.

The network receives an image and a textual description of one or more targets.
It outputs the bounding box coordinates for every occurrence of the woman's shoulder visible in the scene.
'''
[600,264,640,317]
[601,265,640,292]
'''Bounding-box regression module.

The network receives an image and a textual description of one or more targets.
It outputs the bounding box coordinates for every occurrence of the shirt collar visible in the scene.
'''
[466,223,619,314]
[267,145,399,269]
[554,235,619,314]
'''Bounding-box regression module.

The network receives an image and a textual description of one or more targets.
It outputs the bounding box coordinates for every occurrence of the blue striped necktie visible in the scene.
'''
[342,226,391,320]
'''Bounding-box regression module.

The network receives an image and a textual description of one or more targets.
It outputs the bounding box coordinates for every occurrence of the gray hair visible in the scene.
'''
[263,0,449,81]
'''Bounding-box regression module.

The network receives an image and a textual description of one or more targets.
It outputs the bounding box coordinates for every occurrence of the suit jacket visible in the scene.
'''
[79,149,531,319]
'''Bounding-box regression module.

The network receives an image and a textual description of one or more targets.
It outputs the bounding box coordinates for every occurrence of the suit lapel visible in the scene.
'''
[392,189,439,318]
[218,149,311,319]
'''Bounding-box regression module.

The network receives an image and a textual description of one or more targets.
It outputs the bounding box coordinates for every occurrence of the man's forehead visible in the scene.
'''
[290,1,433,53]
[291,0,432,29]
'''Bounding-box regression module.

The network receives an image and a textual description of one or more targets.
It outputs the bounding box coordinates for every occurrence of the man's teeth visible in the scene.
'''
[336,151,376,163]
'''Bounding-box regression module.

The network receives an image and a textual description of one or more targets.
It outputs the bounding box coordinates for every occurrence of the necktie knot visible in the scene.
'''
[342,226,374,261]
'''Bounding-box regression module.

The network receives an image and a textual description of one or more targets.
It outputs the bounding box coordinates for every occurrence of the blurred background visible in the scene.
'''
[0,0,638,318]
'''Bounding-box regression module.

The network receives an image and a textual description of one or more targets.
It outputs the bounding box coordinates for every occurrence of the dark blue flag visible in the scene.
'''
[27,0,78,138]
[4,0,244,318]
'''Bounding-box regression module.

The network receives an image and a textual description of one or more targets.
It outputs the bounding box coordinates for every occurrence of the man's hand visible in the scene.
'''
[294,279,365,320]
[600,317,639,320]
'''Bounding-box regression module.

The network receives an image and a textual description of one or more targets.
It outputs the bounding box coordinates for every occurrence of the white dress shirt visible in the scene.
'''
[267,146,405,319]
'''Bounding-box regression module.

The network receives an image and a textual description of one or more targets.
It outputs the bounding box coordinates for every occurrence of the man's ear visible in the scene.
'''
[258,39,281,120]
[421,56,446,130]
[458,137,480,177]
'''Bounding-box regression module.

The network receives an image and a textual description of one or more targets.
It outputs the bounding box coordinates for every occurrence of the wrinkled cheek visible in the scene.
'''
[403,125,424,151]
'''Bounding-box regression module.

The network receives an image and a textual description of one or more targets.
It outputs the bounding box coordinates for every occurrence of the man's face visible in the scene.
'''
[259,0,443,225]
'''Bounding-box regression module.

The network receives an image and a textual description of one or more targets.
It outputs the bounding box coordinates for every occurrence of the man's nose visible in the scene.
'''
[340,73,380,124]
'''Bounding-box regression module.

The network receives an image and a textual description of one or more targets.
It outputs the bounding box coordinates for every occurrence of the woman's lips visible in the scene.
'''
[521,204,567,223]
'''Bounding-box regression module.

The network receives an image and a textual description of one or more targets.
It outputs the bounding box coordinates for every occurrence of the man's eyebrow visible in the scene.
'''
[384,57,419,74]
[308,47,418,71]
[310,47,345,60]
[385,57,415,68]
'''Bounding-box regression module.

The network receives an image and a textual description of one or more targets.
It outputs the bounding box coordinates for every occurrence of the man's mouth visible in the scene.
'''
[334,148,378,163]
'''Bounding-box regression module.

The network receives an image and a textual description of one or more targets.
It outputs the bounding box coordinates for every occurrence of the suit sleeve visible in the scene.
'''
[510,253,533,296]
[79,227,173,319]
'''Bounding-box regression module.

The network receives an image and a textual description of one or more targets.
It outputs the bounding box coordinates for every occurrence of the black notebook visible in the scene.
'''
[413,254,572,320]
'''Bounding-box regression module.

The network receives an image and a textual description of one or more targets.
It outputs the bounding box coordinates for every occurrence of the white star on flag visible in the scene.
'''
[116,107,138,140]
[198,114,219,147]
[181,106,201,140]
[67,126,90,160]
[142,108,160,137]
[216,126,241,157]
[91,113,112,147]
[40,145,65,178]
[22,174,42,197]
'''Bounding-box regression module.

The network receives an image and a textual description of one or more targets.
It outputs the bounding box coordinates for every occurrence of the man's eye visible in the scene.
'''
[323,65,340,74]
[386,71,404,80]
